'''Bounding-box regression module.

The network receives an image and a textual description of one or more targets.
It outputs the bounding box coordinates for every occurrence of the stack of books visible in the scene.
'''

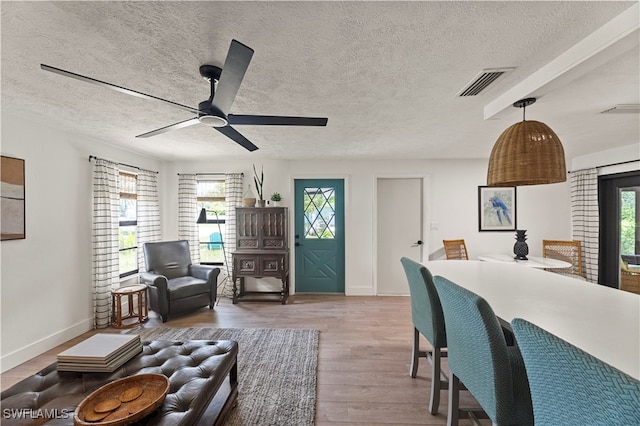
[57,334,142,372]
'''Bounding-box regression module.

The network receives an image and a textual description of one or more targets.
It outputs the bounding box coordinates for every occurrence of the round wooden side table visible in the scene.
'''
[111,284,148,328]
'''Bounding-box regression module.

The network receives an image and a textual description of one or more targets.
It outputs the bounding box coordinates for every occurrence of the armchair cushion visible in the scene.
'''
[167,276,209,300]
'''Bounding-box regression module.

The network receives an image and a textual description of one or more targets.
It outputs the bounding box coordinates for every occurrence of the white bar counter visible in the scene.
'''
[424,260,640,379]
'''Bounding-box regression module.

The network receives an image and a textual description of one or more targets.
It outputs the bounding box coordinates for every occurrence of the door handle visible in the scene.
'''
[412,240,423,247]
[295,242,303,247]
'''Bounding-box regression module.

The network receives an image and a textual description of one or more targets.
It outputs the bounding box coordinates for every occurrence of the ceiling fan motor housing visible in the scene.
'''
[198,100,228,127]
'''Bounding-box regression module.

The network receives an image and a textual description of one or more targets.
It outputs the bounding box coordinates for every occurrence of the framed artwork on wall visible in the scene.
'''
[478,186,516,232]
[1,155,26,241]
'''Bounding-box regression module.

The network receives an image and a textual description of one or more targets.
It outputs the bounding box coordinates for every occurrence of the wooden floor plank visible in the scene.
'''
[1,294,487,425]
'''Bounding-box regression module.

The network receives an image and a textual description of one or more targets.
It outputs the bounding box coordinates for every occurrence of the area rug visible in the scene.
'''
[128,327,318,426]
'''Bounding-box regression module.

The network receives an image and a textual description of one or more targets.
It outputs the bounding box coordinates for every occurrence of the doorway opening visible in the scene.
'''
[375,177,428,295]
[599,170,640,289]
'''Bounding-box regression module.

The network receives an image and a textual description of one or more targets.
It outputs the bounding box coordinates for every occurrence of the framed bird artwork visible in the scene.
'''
[478,186,517,232]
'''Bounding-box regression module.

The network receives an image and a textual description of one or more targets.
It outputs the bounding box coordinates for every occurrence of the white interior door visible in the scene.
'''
[376,178,423,295]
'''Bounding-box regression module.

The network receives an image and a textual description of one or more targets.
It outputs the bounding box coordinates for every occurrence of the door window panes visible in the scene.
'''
[303,187,336,239]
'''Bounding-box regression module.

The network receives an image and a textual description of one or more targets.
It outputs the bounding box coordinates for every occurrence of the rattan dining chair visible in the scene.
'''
[542,239,584,278]
[511,318,640,425]
[620,259,640,295]
[400,257,448,415]
[443,239,469,260]
[433,276,533,426]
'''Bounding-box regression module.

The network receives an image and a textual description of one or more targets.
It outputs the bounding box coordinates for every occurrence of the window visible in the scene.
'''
[303,187,336,239]
[620,188,638,256]
[119,172,138,277]
[197,178,226,265]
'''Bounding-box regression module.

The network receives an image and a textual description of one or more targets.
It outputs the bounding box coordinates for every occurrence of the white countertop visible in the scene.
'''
[424,260,640,379]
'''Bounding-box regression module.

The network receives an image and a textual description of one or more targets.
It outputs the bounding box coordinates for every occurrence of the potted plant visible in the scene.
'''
[270,192,282,207]
[253,164,265,207]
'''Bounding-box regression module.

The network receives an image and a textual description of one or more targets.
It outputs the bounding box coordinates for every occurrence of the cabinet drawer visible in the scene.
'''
[260,255,284,275]
[235,255,258,274]
[233,253,287,277]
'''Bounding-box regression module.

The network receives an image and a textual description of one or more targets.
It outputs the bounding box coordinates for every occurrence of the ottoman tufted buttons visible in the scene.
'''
[2,340,239,426]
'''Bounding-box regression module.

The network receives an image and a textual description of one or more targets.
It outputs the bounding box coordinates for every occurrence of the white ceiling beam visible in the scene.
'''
[484,3,640,120]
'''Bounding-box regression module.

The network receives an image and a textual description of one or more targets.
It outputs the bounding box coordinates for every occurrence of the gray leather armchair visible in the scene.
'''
[140,240,220,322]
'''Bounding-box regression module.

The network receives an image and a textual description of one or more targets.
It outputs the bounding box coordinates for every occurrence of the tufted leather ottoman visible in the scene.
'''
[1,340,238,426]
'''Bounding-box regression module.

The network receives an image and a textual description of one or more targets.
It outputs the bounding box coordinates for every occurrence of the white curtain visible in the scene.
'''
[92,159,120,329]
[137,169,161,272]
[178,174,200,263]
[222,173,244,297]
[571,168,599,282]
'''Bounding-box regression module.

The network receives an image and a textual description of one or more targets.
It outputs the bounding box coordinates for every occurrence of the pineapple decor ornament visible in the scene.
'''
[514,229,529,260]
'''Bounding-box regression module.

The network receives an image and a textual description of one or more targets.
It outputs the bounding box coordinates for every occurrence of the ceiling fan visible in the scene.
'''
[40,39,328,152]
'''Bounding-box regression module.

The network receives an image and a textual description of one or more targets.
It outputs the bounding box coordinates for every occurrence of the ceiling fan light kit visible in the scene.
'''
[40,39,327,152]
[197,101,228,127]
[487,97,567,186]
[198,115,228,127]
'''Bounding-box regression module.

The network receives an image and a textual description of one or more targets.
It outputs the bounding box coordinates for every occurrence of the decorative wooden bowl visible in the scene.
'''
[74,373,169,426]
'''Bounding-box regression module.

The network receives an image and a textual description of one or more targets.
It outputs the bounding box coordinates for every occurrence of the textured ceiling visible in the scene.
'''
[1,1,638,161]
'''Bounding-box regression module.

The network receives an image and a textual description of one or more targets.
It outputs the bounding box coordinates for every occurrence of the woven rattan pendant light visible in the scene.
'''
[487,98,566,186]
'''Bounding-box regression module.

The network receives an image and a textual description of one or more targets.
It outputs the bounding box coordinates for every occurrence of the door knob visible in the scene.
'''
[295,242,303,247]
[412,240,423,246]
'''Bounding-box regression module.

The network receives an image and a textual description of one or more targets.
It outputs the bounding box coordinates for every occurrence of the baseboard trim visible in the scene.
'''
[1,318,93,373]
[345,287,375,296]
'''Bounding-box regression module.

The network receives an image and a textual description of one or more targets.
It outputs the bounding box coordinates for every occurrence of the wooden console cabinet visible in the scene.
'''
[231,207,290,304]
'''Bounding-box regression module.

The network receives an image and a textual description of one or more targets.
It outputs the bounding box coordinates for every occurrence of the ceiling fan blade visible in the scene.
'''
[228,114,328,126]
[215,126,259,152]
[212,40,254,115]
[41,64,201,115]
[135,118,200,138]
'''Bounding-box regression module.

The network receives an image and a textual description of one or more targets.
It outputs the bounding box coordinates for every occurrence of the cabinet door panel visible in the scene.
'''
[237,210,260,249]
[263,238,286,249]
[238,239,259,249]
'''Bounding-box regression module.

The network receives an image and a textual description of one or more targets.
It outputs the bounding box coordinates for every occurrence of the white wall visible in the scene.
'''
[571,143,640,175]
[0,114,164,372]
[1,116,587,371]
[168,158,571,296]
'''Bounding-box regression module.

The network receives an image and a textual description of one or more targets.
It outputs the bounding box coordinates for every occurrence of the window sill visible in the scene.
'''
[115,274,139,289]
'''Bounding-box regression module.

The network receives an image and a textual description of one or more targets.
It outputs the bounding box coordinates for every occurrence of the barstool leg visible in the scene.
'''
[410,328,420,378]
[447,374,460,426]
[429,347,442,415]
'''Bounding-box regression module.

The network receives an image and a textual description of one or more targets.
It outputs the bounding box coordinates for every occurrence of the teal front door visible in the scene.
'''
[294,179,345,293]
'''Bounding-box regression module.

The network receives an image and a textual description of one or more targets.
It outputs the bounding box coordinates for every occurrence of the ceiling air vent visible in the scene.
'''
[600,104,640,114]
[457,68,514,97]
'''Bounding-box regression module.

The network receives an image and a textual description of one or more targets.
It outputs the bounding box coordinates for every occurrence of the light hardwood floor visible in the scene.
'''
[1,294,484,425]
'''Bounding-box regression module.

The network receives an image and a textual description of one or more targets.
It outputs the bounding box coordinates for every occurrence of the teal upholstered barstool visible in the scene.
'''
[511,318,640,425]
[400,257,448,415]
[433,276,533,426]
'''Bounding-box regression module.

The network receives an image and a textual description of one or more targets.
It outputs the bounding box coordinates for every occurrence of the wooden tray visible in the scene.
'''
[74,373,169,426]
